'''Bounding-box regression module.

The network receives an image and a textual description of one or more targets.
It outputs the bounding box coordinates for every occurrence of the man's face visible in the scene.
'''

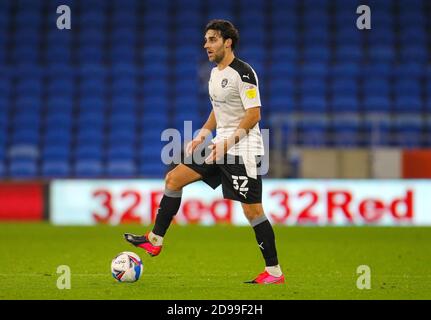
[203,29,227,63]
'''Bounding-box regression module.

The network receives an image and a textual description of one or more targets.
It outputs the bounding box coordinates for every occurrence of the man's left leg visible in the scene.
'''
[242,203,284,284]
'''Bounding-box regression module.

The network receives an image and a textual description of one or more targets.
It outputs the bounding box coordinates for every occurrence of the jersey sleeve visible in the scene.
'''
[238,69,262,109]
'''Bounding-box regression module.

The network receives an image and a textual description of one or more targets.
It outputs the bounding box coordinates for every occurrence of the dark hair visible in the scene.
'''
[205,19,239,50]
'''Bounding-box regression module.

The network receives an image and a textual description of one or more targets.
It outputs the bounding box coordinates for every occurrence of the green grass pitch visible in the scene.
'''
[0,223,430,300]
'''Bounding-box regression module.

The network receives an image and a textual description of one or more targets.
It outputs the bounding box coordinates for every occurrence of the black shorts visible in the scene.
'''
[182,153,262,204]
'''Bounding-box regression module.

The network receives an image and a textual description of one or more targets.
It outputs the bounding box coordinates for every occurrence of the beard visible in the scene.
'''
[213,50,225,64]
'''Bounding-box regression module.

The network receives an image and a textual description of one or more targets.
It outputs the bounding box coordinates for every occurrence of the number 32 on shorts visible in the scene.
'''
[232,175,249,199]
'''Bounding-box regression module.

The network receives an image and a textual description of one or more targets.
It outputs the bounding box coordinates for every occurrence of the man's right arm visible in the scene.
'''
[196,110,216,140]
[186,110,217,156]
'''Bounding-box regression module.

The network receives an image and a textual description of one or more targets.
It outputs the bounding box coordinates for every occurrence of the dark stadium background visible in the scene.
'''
[0,0,430,180]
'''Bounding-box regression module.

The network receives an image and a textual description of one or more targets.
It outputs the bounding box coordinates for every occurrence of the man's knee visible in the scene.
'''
[165,170,182,191]
[242,204,264,222]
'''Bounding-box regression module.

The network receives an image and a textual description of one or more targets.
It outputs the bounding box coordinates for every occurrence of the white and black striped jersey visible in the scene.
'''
[208,57,265,158]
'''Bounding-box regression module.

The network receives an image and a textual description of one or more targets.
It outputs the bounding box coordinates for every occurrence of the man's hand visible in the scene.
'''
[204,140,228,164]
[185,137,205,157]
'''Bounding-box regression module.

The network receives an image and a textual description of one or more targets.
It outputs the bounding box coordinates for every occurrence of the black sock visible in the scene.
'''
[152,189,182,237]
[251,215,279,266]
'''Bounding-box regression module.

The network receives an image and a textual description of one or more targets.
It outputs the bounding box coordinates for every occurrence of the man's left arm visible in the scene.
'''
[205,107,261,163]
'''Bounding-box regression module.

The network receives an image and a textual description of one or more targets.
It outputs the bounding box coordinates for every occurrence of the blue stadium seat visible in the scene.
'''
[107,145,135,160]
[368,45,396,62]
[297,116,329,147]
[16,78,43,95]
[76,128,104,145]
[112,11,137,28]
[109,112,136,127]
[75,144,103,160]
[363,62,393,78]
[106,160,136,177]
[400,45,428,63]
[394,79,421,97]
[271,46,297,63]
[79,96,105,112]
[78,11,106,28]
[299,94,327,113]
[334,45,364,62]
[139,162,167,178]
[46,94,74,112]
[77,45,104,63]
[111,28,136,46]
[363,95,391,113]
[394,63,424,78]
[47,79,75,96]
[299,77,327,95]
[363,116,392,146]
[142,63,169,79]
[301,63,328,77]
[399,28,426,45]
[143,28,169,45]
[11,129,40,145]
[41,160,70,177]
[8,159,38,178]
[367,29,395,45]
[111,63,136,78]
[142,80,169,96]
[42,145,70,161]
[331,63,361,78]
[112,76,137,95]
[45,113,73,130]
[108,129,136,146]
[334,27,362,45]
[331,115,362,146]
[268,96,295,113]
[303,29,330,45]
[78,112,105,129]
[110,45,136,63]
[303,45,330,62]
[331,78,358,96]
[362,77,390,96]
[394,96,422,113]
[74,160,104,177]
[393,115,423,148]
[332,94,359,113]
[44,128,72,145]
[78,63,107,78]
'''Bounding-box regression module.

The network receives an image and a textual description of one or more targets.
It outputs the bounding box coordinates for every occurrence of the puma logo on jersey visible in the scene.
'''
[242,74,250,79]
[258,242,264,250]
[240,191,248,199]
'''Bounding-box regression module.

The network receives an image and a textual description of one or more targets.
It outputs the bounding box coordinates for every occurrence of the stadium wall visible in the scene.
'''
[0,182,45,221]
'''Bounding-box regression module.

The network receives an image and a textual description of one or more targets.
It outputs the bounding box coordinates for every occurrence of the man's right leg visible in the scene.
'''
[124,164,202,256]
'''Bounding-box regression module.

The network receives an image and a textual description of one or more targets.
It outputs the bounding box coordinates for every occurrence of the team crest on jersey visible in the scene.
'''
[221,78,228,88]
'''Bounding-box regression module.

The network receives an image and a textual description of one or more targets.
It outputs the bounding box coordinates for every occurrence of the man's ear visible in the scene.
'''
[225,38,232,49]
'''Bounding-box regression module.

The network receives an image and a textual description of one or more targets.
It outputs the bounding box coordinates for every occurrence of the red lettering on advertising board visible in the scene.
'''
[358,199,385,222]
[390,190,413,220]
[119,190,142,224]
[297,190,319,223]
[327,191,354,223]
[92,189,114,223]
[269,189,290,223]
[209,199,232,223]
[182,199,205,224]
